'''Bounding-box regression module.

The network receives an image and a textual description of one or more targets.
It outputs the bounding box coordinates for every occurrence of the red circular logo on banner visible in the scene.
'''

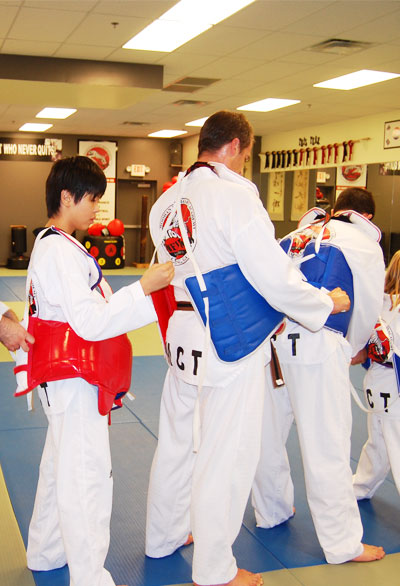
[86,146,110,171]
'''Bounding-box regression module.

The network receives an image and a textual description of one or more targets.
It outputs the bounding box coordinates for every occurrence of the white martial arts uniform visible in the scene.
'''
[0,301,9,316]
[252,212,385,564]
[146,162,335,585]
[353,293,400,499]
[18,228,156,586]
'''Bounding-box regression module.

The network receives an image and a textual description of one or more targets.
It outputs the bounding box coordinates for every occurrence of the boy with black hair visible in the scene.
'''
[15,156,173,586]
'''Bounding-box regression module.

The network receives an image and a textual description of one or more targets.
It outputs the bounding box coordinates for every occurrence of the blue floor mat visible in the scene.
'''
[0,361,400,586]
[0,274,140,304]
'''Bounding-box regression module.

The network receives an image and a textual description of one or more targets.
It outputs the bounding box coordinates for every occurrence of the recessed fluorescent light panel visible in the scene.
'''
[314,69,400,90]
[19,123,53,132]
[123,0,255,52]
[148,130,188,138]
[36,107,77,119]
[185,117,209,127]
[237,98,300,112]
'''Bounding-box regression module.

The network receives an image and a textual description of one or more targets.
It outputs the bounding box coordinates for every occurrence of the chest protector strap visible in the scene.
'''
[14,316,132,416]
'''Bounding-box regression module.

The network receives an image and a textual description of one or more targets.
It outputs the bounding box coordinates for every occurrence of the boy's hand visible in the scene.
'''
[140,262,174,295]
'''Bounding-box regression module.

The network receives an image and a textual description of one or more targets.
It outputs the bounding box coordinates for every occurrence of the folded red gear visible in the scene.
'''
[151,284,177,346]
[14,316,132,416]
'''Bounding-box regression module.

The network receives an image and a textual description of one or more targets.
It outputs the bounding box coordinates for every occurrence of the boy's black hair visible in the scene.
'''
[198,110,253,156]
[46,155,107,218]
[333,187,375,218]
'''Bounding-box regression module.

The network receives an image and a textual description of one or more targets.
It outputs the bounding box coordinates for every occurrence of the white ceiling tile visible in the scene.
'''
[232,60,314,82]
[230,31,328,61]
[343,10,400,43]
[1,39,60,56]
[66,13,149,47]
[282,1,400,37]
[93,1,176,18]
[23,1,97,11]
[54,44,117,61]
[7,6,86,42]
[225,0,329,31]
[188,57,255,79]
[176,25,268,57]
[0,5,20,37]
[0,0,398,137]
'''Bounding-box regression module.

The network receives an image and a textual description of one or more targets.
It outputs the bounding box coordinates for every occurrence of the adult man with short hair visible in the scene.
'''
[146,111,350,586]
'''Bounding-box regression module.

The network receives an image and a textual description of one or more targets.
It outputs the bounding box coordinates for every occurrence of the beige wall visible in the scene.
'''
[0,132,174,266]
[259,109,400,262]
[260,109,400,168]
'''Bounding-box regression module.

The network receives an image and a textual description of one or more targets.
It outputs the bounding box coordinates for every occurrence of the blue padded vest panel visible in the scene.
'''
[185,264,283,363]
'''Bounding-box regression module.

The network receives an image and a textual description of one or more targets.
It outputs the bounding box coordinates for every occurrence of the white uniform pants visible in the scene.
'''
[27,378,115,586]
[146,348,266,585]
[252,335,364,564]
[353,364,400,499]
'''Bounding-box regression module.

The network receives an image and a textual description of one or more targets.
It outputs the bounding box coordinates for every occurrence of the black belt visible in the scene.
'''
[176,301,194,311]
[382,362,393,369]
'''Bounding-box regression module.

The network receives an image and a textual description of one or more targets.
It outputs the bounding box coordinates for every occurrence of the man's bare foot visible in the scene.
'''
[184,533,194,546]
[352,543,385,562]
[194,568,263,586]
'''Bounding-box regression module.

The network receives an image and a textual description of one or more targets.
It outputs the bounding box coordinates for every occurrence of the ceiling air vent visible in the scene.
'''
[163,76,219,93]
[122,121,148,126]
[307,38,373,55]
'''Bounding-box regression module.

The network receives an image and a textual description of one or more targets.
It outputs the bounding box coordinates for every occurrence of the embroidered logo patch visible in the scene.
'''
[160,198,197,265]
[288,225,331,258]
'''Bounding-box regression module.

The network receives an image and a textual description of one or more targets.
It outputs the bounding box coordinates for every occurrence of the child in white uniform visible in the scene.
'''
[15,156,173,586]
[252,189,386,564]
[354,250,400,499]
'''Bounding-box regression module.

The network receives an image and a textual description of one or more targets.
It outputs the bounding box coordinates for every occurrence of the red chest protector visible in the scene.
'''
[14,227,133,417]
[14,317,132,416]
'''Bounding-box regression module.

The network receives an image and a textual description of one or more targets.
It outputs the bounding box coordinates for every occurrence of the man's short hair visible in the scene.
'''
[46,155,107,218]
[333,187,375,218]
[198,110,253,156]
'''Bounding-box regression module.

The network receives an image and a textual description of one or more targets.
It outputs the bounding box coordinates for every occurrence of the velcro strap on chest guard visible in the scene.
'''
[298,241,354,336]
[184,263,284,362]
[14,317,132,416]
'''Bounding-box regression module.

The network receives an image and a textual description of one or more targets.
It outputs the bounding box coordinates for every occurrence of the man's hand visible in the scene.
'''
[140,262,174,296]
[0,313,35,352]
[328,287,350,314]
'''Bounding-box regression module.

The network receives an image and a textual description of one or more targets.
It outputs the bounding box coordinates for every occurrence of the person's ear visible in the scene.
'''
[230,137,240,156]
[60,190,73,207]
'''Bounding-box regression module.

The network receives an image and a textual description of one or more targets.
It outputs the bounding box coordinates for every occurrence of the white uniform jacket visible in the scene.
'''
[15,228,157,397]
[149,162,333,386]
[280,212,385,360]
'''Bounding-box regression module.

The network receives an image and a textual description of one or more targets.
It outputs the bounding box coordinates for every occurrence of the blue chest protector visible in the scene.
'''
[281,237,354,336]
[185,264,284,363]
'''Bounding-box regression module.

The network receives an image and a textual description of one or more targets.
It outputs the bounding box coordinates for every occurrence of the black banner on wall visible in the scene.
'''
[0,138,62,161]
